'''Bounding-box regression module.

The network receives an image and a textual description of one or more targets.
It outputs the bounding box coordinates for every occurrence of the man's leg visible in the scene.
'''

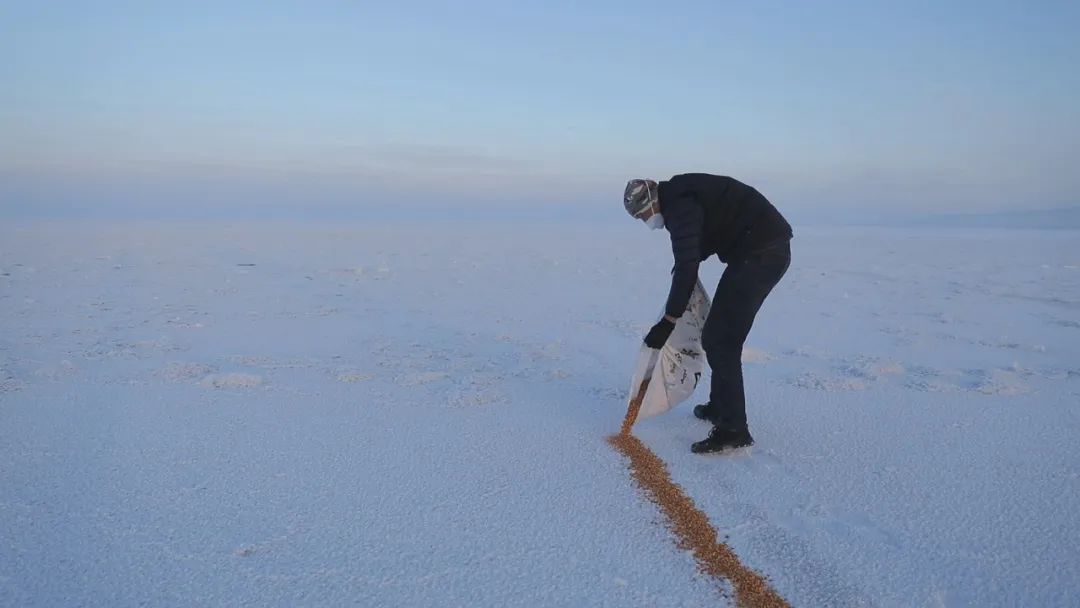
[702,241,791,430]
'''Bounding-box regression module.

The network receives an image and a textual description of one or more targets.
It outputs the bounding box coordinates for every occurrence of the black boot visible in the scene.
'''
[691,425,754,454]
[692,404,712,421]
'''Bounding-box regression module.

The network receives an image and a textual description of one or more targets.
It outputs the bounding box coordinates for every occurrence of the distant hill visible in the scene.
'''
[916,206,1080,230]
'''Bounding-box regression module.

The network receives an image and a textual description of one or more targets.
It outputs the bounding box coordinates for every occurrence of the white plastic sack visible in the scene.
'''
[627,279,711,420]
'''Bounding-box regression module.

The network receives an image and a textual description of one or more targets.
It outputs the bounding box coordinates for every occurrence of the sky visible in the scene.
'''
[2,0,1079,220]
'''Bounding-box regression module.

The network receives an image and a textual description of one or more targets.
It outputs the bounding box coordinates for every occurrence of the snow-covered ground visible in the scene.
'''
[1,220,1078,607]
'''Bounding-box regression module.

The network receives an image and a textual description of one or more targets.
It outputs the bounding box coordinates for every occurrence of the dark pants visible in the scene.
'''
[703,239,791,429]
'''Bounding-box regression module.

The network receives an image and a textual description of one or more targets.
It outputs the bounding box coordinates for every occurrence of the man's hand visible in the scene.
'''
[644,317,677,349]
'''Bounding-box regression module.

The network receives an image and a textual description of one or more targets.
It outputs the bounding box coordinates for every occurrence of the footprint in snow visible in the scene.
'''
[964,369,1031,396]
[905,367,1033,395]
[588,386,628,401]
[33,361,80,381]
[199,373,264,389]
[0,373,24,393]
[792,372,869,392]
[162,362,217,382]
[836,357,905,381]
[396,371,450,386]
[741,347,772,364]
[448,389,505,407]
[336,371,375,383]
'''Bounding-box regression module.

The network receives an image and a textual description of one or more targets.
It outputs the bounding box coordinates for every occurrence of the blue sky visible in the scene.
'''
[2,0,1078,219]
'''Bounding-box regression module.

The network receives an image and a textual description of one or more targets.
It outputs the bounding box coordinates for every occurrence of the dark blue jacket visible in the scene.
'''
[659,174,792,317]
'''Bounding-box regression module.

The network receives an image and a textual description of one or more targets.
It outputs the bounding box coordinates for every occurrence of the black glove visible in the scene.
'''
[644,318,676,349]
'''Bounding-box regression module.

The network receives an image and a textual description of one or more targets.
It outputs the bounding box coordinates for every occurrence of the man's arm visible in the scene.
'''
[663,193,704,318]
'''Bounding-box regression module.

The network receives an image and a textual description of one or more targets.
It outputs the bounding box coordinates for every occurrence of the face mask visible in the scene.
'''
[645,213,665,230]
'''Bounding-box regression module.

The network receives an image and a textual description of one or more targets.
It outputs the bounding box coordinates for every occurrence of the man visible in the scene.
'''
[623,174,792,454]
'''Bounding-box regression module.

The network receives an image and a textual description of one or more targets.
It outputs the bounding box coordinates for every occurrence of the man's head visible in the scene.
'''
[623,178,663,228]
